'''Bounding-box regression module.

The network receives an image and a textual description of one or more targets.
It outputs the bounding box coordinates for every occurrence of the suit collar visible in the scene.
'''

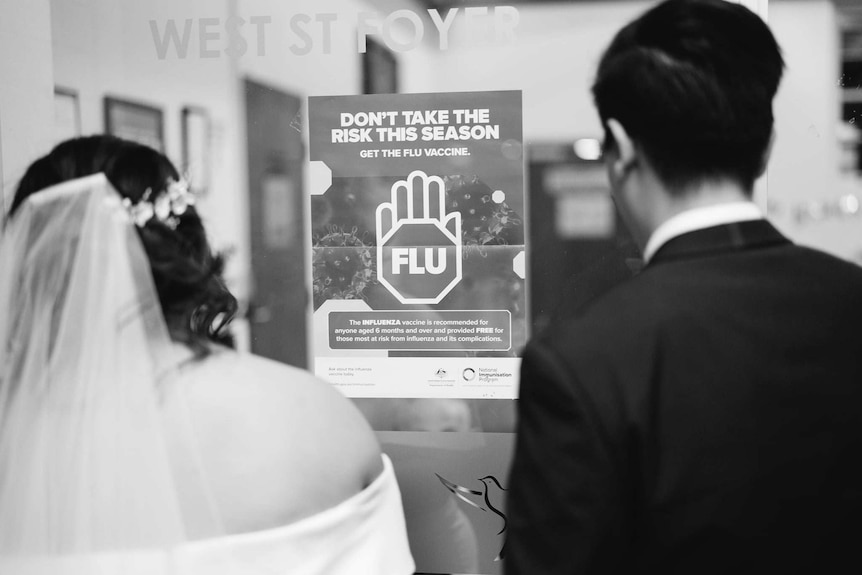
[649,219,790,265]
[643,202,763,263]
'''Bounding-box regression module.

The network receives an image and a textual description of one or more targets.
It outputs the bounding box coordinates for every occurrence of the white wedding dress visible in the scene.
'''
[2,453,412,575]
[0,174,414,575]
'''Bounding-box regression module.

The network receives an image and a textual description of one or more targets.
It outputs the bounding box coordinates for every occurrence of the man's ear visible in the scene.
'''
[606,118,638,180]
[756,129,776,178]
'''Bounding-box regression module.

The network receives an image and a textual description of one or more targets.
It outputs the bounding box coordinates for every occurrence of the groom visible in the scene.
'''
[507,1,862,573]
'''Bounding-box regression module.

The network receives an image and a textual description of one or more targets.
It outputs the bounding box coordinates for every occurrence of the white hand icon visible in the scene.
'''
[376,170,461,246]
[375,170,463,304]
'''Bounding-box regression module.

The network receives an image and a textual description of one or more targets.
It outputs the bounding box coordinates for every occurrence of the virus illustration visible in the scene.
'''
[312,226,375,310]
[443,175,524,250]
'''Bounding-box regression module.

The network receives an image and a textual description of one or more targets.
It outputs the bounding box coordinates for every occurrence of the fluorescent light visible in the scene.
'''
[574,138,602,160]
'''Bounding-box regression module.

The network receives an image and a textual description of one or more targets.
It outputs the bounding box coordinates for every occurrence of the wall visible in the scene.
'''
[0,0,54,219]
[237,0,429,99]
[7,0,859,300]
[47,0,432,355]
[402,1,648,143]
[769,0,862,263]
[404,0,860,263]
[50,0,251,301]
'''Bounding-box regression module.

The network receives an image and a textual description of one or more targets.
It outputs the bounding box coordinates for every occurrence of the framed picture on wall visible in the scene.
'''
[53,87,81,143]
[104,96,164,152]
[181,106,211,194]
[362,38,398,94]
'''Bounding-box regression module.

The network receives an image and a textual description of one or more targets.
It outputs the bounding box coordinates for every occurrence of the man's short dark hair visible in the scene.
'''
[593,0,784,194]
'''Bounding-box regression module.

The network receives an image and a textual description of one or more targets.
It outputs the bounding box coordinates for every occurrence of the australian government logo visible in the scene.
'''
[429,367,456,386]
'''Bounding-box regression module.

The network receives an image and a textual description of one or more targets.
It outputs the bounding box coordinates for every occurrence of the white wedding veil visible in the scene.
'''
[0,174,217,560]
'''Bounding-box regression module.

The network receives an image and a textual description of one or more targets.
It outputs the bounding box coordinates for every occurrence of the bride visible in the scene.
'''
[0,136,414,574]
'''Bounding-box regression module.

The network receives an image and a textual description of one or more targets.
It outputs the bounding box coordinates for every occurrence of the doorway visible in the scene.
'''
[244,79,307,367]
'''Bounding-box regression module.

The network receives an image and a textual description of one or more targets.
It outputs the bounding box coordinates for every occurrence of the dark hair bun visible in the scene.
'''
[10,135,237,352]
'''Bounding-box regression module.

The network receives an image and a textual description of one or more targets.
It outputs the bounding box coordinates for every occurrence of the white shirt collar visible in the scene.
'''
[643,201,763,263]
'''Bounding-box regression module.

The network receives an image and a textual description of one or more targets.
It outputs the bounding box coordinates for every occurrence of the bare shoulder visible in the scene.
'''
[168,349,383,535]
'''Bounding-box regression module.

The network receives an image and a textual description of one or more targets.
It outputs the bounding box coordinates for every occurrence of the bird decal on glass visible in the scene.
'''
[436,473,508,561]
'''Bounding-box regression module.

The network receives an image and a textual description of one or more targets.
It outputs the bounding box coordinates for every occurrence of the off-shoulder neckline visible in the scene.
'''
[178,454,396,550]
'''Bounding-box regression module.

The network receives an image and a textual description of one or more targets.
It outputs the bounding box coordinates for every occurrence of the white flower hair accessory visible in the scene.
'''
[122,178,195,230]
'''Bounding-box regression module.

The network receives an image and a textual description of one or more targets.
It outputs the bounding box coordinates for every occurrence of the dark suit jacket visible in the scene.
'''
[506,220,862,574]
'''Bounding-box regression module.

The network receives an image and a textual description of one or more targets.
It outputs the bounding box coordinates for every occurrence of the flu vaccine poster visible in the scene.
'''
[308,91,525,399]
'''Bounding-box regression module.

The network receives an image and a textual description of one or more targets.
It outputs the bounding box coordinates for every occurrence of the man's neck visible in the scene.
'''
[639,180,753,248]
[636,180,762,262]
